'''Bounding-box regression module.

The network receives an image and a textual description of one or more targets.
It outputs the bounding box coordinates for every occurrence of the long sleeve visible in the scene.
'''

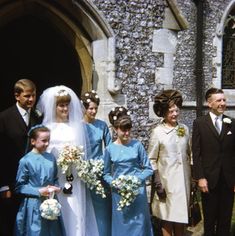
[187,136,193,165]
[15,158,41,197]
[0,112,7,188]
[103,123,112,147]
[52,157,60,188]
[192,119,204,180]
[148,128,160,171]
[103,147,114,185]
[136,142,153,183]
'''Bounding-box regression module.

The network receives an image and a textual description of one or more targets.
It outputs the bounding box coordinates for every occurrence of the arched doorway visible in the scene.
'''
[0,0,121,122]
[0,14,82,110]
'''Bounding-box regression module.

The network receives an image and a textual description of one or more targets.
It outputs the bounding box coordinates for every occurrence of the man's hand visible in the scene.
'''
[198,178,209,193]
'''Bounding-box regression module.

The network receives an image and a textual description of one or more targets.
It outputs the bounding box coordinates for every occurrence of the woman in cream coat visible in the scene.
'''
[148,90,191,236]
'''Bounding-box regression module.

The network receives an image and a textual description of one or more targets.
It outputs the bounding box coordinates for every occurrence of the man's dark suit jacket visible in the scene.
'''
[192,113,235,189]
[0,104,42,191]
[0,104,42,236]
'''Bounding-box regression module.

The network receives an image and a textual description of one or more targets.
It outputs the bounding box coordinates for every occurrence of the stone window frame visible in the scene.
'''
[221,14,235,89]
[215,0,235,106]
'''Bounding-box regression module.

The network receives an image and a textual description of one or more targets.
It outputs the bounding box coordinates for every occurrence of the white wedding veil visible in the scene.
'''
[36,85,88,155]
[37,85,99,236]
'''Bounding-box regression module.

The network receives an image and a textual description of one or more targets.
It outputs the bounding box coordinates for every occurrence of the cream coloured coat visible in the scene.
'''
[148,122,191,223]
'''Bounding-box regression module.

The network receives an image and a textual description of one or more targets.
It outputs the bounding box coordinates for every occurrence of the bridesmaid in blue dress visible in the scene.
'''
[103,106,154,236]
[81,90,112,236]
[15,125,65,236]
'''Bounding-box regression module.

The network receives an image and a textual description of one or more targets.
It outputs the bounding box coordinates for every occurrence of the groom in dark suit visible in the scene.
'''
[192,88,235,236]
[0,79,42,236]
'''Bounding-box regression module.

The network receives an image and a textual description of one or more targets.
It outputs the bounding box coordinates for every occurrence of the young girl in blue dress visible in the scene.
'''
[103,106,154,236]
[81,90,112,236]
[15,125,65,236]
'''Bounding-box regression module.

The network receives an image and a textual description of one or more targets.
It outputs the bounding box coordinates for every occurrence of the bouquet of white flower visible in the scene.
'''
[77,159,106,198]
[57,145,84,174]
[112,175,141,211]
[57,145,84,194]
[57,145,106,197]
[40,191,61,220]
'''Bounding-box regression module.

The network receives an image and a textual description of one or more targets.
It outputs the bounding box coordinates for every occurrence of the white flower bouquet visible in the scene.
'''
[77,159,106,198]
[57,145,84,174]
[57,145,106,197]
[112,175,141,211]
[40,191,61,220]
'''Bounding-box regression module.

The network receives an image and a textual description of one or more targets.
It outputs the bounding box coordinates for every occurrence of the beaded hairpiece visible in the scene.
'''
[55,89,69,97]
[109,106,131,124]
[81,90,99,104]
[111,107,131,118]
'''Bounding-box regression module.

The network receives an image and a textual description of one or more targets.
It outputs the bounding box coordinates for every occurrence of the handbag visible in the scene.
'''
[188,185,202,227]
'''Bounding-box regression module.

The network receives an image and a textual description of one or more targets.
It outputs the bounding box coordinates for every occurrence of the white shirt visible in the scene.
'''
[16,103,31,126]
[209,112,222,132]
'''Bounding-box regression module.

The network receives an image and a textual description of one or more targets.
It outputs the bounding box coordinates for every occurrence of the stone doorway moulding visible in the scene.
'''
[0,0,124,121]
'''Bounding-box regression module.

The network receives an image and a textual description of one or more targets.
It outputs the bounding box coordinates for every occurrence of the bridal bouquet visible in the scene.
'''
[57,145,84,174]
[112,175,141,210]
[40,191,61,220]
[76,159,106,198]
[57,145,84,194]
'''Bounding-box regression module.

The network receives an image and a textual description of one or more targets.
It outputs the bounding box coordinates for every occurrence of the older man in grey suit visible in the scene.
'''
[192,88,235,236]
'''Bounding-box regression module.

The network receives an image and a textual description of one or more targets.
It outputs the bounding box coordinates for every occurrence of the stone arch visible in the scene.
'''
[0,0,122,119]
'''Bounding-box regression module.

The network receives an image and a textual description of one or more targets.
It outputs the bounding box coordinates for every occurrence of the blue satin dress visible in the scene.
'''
[85,119,112,236]
[15,152,65,236]
[104,139,154,236]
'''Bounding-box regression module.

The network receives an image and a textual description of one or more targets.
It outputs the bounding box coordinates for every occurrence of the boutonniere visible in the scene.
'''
[34,109,42,118]
[223,117,232,124]
[176,126,185,137]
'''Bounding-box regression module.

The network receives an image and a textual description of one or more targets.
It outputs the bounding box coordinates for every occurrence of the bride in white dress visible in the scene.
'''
[37,85,99,236]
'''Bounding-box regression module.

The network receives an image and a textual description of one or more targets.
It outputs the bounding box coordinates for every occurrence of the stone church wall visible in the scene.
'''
[92,0,166,146]
[91,0,235,147]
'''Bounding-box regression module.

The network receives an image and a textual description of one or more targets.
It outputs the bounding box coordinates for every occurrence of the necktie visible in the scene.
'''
[24,111,29,126]
[214,117,221,134]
